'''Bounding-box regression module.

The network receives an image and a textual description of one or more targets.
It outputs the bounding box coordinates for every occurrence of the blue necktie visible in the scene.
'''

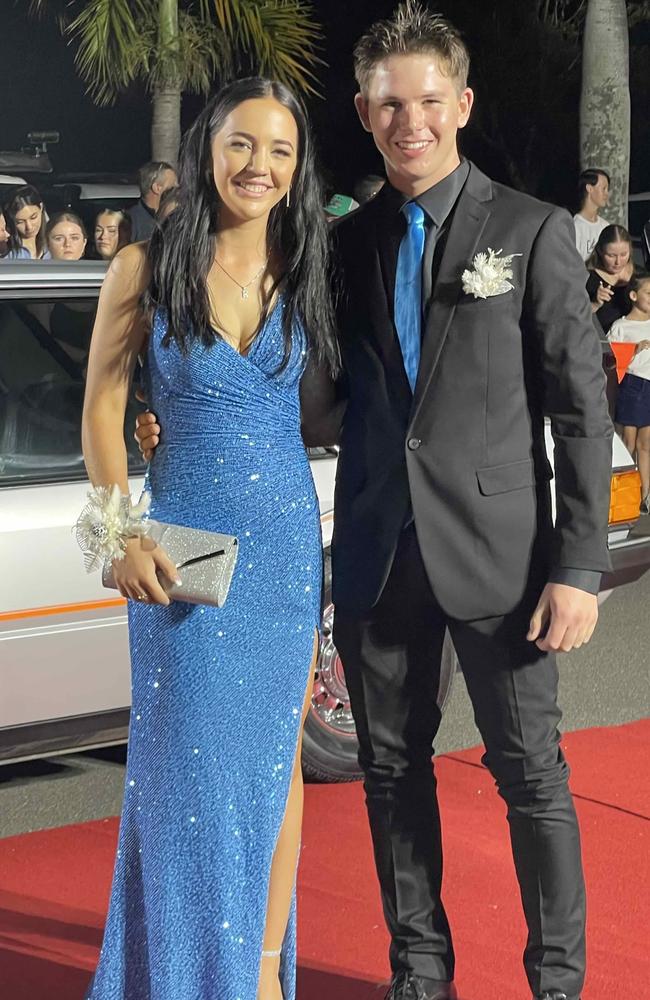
[395,201,426,392]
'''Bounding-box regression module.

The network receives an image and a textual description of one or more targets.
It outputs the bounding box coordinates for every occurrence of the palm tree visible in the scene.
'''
[580,0,630,226]
[30,0,324,166]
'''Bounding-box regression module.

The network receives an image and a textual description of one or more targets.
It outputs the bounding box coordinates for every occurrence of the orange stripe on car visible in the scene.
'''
[0,597,127,623]
[4,518,335,623]
[0,482,637,623]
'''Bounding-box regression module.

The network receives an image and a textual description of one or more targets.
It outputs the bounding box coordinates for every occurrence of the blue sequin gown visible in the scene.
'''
[86,304,322,1000]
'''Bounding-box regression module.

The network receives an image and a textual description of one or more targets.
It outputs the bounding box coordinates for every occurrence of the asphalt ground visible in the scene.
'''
[1,556,649,840]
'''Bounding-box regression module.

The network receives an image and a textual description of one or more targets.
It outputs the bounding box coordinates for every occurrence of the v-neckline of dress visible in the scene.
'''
[217,295,282,362]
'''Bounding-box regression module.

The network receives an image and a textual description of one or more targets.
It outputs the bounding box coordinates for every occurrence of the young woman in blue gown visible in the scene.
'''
[81,78,340,1000]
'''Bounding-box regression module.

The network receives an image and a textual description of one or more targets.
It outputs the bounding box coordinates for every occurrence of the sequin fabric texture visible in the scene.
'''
[86,304,322,1000]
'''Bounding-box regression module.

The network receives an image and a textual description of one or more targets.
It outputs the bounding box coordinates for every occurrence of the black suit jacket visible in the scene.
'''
[331,163,613,619]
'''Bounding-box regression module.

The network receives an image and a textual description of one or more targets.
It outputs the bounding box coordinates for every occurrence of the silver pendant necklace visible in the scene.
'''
[215,257,268,300]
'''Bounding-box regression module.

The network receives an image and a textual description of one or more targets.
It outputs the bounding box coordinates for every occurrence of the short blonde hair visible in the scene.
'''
[353,1,470,96]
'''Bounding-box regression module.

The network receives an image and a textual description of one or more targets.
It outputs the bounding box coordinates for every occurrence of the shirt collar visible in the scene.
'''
[383,159,470,228]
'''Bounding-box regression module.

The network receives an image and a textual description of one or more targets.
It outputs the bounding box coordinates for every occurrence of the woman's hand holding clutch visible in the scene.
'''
[112,535,181,605]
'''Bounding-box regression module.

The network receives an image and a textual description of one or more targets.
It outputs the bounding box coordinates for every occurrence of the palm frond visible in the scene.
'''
[67,0,156,105]
[30,0,325,107]
[206,0,325,96]
[151,10,231,95]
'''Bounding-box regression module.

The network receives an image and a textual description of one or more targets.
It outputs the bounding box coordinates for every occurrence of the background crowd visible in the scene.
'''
[2,159,648,352]
[1,160,648,350]
[0,161,178,264]
[3,156,650,513]
[572,166,650,514]
[1,160,647,296]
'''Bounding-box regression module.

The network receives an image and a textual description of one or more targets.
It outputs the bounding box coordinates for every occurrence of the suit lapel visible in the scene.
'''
[411,166,493,420]
[365,195,413,403]
[376,206,401,314]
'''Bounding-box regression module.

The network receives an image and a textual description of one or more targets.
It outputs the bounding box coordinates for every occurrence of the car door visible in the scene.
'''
[0,267,145,761]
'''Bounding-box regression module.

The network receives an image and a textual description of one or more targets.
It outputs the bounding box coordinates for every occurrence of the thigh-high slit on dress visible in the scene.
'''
[85,303,322,1000]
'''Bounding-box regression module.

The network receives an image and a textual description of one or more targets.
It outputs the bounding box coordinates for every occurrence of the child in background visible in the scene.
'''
[609,271,650,512]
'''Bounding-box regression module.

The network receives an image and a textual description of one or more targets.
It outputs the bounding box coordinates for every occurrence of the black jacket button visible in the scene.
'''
[407,437,421,451]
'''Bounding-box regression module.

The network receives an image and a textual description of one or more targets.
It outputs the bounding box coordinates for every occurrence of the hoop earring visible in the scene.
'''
[286,187,291,209]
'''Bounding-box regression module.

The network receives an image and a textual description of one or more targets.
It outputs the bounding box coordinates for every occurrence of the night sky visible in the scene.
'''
[3,1,649,205]
[3,0,393,188]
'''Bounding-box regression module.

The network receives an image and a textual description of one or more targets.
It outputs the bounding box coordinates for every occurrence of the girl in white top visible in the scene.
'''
[608,272,650,511]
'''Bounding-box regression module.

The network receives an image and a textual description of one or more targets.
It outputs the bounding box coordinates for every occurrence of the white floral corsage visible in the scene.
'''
[461,247,522,299]
[74,484,151,572]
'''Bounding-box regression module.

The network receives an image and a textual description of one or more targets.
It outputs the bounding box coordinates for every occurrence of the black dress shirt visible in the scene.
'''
[381,160,601,596]
[380,159,470,320]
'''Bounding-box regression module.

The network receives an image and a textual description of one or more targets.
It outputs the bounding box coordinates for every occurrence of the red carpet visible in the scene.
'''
[1,720,648,999]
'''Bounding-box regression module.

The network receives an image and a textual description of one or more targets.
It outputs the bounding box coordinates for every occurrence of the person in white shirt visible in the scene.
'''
[574,168,610,261]
[608,271,650,512]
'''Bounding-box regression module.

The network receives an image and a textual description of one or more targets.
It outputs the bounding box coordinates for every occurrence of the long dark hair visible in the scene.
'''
[5,184,47,256]
[587,224,632,271]
[145,77,339,375]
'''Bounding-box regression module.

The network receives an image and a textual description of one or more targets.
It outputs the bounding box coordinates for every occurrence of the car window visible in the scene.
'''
[0,297,145,486]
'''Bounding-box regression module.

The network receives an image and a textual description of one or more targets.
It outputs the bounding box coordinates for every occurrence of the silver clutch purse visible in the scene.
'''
[102,520,239,607]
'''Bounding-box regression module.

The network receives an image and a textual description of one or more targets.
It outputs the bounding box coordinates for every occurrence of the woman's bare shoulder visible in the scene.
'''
[106,242,151,296]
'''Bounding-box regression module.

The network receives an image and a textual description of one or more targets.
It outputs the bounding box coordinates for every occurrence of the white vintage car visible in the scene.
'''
[1,261,648,781]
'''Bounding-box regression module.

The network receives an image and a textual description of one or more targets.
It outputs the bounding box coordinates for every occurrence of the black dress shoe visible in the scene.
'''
[385,971,457,1000]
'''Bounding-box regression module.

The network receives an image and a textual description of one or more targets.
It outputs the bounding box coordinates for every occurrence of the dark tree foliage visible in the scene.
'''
[455,0,582,207]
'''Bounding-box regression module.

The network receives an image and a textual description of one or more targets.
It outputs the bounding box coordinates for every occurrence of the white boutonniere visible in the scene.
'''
[461,247,522,299]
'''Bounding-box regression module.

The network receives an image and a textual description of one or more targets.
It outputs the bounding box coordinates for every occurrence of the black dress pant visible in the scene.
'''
[333,526,586,1000]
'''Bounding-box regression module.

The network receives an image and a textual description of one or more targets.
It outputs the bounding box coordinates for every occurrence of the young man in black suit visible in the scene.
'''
[135,5,612,998]
[330,4,611,1000]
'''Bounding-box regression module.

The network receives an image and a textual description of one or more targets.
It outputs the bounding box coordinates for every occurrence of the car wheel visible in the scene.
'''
[301,551,459,783]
